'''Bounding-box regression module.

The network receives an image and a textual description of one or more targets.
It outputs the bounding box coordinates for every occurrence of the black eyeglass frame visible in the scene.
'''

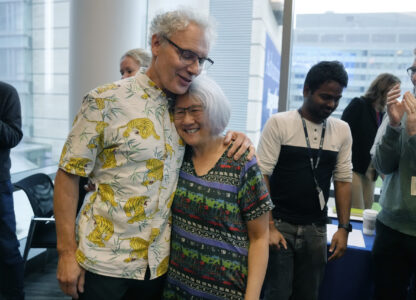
[407,66,416,77]
[172,105,205,120]
[163,36,214,69]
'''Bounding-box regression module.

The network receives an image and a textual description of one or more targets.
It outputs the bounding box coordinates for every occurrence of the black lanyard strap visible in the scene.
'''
[298,109,326,191]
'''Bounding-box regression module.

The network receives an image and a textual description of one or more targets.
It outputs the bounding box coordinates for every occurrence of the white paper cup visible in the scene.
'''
[363,209,378,235]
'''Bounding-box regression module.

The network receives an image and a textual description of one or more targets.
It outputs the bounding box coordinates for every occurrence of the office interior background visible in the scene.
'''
[2,0,416,240]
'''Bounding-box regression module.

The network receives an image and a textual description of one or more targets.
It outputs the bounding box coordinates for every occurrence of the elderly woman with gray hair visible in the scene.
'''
[119,48,151,79]
[163,76,273,300]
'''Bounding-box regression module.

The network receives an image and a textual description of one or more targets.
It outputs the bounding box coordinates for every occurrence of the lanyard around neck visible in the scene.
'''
[298,109,326,171]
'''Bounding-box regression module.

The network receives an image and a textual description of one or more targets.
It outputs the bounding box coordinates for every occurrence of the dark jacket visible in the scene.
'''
[341,96,381,175]
[0,82,23,181]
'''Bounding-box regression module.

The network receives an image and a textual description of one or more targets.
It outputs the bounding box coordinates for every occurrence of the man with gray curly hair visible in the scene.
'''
[54,8,252,300]
[146,9,216,95]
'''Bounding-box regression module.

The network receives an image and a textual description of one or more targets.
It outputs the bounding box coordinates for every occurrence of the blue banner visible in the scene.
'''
[261,34,281,130]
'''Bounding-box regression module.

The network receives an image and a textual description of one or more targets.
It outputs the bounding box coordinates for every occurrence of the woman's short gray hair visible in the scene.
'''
[148,9,216,48]
[187,75,230,135]
[121,48,152,68]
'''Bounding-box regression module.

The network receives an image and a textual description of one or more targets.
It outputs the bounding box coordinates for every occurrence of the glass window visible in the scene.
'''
[0,0,69,175]
[288,1,416,118]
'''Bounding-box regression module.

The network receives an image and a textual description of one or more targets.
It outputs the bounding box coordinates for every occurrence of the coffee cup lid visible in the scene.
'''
[363,209,378,217]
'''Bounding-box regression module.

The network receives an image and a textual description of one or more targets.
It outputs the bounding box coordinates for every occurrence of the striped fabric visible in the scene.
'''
[163,146,273,299]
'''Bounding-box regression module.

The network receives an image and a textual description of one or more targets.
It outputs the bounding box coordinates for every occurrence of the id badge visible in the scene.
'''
[317,187,325,210]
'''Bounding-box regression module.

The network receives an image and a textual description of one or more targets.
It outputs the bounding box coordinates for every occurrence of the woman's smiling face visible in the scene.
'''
[173,94,212,147]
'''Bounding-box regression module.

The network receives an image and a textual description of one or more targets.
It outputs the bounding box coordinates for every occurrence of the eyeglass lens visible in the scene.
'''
[173,105,204,119]
[165,37,213,69]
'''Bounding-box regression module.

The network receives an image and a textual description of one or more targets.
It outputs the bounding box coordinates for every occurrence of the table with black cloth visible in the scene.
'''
[318,219,375,300]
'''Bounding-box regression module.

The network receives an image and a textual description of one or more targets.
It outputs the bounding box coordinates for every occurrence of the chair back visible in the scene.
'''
[14,173,54,218]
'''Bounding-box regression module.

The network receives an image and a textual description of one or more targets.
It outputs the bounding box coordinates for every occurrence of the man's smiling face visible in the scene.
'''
[148,23,209,95]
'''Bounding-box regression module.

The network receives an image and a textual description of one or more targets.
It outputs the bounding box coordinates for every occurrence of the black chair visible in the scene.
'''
[14,173,56,264]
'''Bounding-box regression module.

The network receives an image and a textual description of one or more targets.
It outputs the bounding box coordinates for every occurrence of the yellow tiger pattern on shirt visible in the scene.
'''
[63,157,92,177]
[86,120,109,149]
[122,228,160,263]
[165,143,174,158]
[58,70,185,280]
[96,184,117,207]
[142,159,164,187]
[118,118,160,140]
[123,196,148,224]
[98,145,120,169]
[86,215,114,247]
[95,83,118,95]
[94,98,116,110]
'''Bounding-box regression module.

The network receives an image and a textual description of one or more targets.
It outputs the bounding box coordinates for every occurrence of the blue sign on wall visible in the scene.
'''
[261,34,281,130]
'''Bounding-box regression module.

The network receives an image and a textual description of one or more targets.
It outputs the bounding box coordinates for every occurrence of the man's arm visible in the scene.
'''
[257,116,282,177]
[328,180,351,261]
[257,116,287,249]
[329,118,353,261]
[54,169,85,299]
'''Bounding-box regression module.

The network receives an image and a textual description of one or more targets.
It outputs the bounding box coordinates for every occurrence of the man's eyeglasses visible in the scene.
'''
[173,105,204,120]
[164,36,214,70]
[407,66,416,77]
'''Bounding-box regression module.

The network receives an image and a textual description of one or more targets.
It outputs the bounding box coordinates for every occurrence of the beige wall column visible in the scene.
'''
[69,0,148,123]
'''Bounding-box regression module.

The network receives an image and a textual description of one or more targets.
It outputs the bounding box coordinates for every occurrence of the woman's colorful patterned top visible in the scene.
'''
[164,145,273,299]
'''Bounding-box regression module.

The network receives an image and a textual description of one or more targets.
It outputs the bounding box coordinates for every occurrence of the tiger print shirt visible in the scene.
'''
[58,69,185,280]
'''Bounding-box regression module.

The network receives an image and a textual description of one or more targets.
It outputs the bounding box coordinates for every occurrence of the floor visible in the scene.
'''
[24,251,70,300]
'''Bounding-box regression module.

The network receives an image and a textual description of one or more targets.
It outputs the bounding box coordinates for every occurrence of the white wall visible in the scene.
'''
[30,0,70,163]
[67,0,281,147]
[69,0,148,122]
[208,0,282,144]
[248,0,282,145]
[147,0,210,23]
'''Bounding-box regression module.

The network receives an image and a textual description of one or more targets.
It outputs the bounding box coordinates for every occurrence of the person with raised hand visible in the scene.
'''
[371,54,416,300]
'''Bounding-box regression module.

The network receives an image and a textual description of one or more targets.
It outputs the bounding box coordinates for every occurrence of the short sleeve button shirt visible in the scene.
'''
[59,70,185,280]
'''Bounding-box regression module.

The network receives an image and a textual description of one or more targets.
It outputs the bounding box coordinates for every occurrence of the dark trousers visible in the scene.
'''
[77,269,165,300]
[0,180,25,300]
[263,220,327,300]
[372,220,416,300]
